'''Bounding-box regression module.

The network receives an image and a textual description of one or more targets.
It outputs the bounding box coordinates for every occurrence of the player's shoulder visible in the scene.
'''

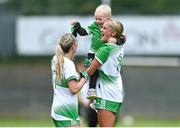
[64,57,75,67]
[51,55,56,63]
[101,43,115,50]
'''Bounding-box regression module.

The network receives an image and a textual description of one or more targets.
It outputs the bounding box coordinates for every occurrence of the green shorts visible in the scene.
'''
[52,118,80,127]
[95,97,122,114]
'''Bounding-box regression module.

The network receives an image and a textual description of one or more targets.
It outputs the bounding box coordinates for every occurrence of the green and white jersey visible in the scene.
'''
[51,55,80,121]
[88,22,105,53]
[95,43,124,103]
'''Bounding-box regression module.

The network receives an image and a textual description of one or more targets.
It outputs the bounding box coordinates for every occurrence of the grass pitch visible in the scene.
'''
[0,117,180,127]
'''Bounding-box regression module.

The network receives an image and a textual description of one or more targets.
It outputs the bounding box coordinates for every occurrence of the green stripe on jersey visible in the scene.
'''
[56,75,77,88]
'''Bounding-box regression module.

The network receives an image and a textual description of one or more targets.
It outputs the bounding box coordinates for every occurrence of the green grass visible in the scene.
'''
[0,118,180,127]
[117,118,180,127]
[0,118,54,127]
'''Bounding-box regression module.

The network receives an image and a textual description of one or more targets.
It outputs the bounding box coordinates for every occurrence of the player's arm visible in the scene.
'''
[68,78,86,95]
[86,44,111,75]
[108,37,126,45]
[66,59,87,95]
[86,58,101,75]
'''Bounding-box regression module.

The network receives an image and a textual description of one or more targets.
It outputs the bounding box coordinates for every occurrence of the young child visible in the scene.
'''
[71,4,125,100]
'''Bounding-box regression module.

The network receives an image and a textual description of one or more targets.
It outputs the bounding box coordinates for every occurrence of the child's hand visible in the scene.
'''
[84,58,92,68]
[71,19,81,37]
[108,37,117,43]
[71,19,78,26]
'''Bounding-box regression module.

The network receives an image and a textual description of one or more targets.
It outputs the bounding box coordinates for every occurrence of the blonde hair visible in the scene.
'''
[55,33,76,81]
[95,4,112,18]
[108,20,126,42]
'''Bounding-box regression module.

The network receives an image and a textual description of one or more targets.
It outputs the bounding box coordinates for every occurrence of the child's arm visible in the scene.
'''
[75,22,89,36]
[71,19,88,37]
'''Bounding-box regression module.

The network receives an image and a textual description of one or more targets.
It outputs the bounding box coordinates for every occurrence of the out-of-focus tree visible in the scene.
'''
[6,0,180,15]
[112,0,180,15]
[7,0,101,15]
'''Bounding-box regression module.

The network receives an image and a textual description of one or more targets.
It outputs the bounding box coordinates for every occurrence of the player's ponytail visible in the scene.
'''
[116,21,126,44]
[55,45,64,81]
[118,33,126,44]
[110,20,126,45]
[55,33,76,81]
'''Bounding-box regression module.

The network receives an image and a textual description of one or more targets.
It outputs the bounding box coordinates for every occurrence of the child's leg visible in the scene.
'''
[87,53,99,99]
[89,70,99,89]
[87,53,98,89]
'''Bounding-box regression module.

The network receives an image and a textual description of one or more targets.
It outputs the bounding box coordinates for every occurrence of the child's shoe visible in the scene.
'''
[86,88,97,100]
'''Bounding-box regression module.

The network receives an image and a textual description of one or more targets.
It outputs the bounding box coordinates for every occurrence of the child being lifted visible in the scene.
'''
[71,4,125,100]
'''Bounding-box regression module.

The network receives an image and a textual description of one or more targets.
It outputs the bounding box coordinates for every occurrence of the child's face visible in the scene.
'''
[94,11,109,28]
[101,21,112,41]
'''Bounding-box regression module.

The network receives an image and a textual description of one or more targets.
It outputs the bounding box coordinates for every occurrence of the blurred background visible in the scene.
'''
[0,0,180,127]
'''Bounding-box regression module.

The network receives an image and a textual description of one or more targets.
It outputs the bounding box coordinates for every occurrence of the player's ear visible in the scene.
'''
[111,31,116,37]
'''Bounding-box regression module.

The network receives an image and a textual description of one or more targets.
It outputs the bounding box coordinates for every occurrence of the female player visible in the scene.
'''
[50,33,87,127]
[86,20,126,127]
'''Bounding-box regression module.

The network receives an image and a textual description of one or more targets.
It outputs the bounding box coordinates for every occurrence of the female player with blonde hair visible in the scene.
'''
[50,33,88,127]
[86,20,126,127]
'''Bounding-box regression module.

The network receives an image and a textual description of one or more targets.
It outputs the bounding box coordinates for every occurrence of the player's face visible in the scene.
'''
[94,12,109,28]
[101,21,112,41]
[72,40,78,54]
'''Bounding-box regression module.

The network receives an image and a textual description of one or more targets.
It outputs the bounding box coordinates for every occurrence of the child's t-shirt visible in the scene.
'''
[88,22,105,53]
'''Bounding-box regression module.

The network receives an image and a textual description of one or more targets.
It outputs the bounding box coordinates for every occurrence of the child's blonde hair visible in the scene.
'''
[95,4,112,18]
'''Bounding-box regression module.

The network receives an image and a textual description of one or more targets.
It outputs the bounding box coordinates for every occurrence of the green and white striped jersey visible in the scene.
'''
[51,55,80,121]
[95,43,124,103]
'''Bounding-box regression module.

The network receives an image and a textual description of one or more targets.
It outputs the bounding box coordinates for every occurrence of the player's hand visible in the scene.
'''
[80,70,88,80]
[108,37,117,43]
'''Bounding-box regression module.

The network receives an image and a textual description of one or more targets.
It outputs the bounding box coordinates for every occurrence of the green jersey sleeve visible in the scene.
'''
[95,43,114,64]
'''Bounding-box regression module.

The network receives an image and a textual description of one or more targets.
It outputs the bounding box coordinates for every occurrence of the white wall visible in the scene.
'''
[16,16,180,56]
